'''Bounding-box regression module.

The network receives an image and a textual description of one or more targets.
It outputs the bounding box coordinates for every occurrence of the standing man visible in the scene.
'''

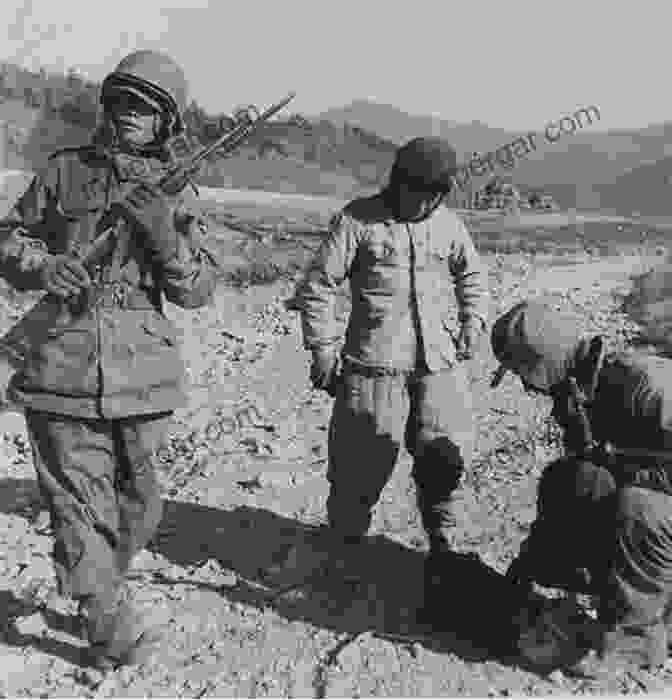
[491,299,672,675]
[0,50,217,669]
[289,137,489,620]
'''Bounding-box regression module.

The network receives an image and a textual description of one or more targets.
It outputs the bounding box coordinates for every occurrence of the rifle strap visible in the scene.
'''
[563,335,607,456]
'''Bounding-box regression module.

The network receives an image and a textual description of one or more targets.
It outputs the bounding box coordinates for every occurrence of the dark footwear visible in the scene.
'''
[517,598,599,671]
[507,543,596,596]
[567,622,667,679]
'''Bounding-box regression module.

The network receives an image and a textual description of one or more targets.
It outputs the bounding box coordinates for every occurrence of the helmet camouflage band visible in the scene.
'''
[388,137,458,193]
[100,50,188,134]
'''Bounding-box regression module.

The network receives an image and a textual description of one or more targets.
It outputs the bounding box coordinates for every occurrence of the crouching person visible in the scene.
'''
[0,50,217,669]
[491,299,672,676]
[287,137,488,623]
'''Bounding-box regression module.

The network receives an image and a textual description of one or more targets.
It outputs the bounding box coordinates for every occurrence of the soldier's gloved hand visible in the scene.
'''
[310,347,340,397]
[115,182,178,264]
[40,254,91,298]
[455,317,485,360]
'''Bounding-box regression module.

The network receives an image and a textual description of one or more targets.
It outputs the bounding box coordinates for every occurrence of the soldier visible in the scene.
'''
[491,299,672,676]
[0,50,217,669]
[287,137,489,621]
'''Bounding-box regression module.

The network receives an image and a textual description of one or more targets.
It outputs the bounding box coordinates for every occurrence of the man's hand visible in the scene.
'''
[115,182,178,263]
[455,317,485,360]
[40,254,91,298]
[310,347,340,397]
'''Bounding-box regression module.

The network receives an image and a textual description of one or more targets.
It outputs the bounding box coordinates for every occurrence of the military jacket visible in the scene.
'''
[292,193,488,372]
[0,144,217,418]
[590,352,672,452]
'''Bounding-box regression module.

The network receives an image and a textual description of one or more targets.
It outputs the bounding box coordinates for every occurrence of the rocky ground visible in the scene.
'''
[0,239,670,696]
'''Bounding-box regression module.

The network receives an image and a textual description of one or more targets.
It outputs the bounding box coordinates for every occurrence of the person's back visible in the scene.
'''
[491,299,672,675]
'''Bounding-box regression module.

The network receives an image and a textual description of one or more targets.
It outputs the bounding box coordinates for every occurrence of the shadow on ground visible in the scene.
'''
[0,478,533,671]
[149,499,528,666]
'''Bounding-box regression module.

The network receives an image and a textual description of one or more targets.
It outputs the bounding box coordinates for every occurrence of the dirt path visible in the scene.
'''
[0,252,668,697]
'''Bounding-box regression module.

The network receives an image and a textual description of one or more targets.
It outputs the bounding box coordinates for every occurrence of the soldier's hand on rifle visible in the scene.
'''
[40,254,92,299]
[114,182,178,264]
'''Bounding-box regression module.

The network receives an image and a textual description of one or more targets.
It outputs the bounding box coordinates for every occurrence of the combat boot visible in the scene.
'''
[568,621,667,679]
[506,536,597,596]
[81,589,165,671]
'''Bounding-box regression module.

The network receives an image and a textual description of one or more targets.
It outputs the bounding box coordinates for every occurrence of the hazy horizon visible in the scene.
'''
[1,0,670,133]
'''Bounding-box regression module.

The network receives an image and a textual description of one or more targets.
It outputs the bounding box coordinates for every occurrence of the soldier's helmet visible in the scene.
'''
[388,137,458,193]
[100,50,188,135]
[490,300,584,392]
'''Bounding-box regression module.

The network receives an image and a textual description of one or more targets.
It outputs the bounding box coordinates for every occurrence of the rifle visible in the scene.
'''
[0,92,297,364]
[73,91,298,271]
[160,92,297,196]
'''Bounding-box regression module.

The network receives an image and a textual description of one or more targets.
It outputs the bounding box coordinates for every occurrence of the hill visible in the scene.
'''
[319,99,514,158]
[0,99,91,172]
[198,118,397,195]
[318,101,672,211]
[4,58,672,212]
[590,156,672,216]
[0,61,397,198]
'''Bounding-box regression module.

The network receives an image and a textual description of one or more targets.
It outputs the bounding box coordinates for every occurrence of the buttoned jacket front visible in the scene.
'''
[293,193,489,372]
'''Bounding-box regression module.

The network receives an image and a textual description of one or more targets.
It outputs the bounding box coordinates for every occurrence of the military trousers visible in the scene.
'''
[326,363,474,547]
[25,408,171,604]
[517,457,672,631]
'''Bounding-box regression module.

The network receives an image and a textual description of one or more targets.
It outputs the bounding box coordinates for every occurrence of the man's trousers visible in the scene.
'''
[514,457,672,634]
[326,363,474,548]
[25,409,171,605]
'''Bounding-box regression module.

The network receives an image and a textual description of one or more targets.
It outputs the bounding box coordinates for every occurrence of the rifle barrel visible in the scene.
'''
[191,92,296,167]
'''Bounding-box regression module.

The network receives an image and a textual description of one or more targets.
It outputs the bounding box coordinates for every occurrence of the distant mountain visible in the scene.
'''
[319,99,514,160]
[5,59,672,213]
[318,100,672,212]
[0,62,397,196]
[591,157,672,216]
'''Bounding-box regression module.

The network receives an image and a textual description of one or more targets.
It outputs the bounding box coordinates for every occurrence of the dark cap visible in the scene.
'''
[490,299,584,392]
[388,137,458,193]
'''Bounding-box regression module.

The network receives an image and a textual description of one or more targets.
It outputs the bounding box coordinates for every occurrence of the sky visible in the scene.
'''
[1,0,669,132]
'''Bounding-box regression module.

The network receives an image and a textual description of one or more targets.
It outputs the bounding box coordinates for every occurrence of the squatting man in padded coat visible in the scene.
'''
[287,136,489,622]
[491,299,672,676]
[0,50,217,669]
